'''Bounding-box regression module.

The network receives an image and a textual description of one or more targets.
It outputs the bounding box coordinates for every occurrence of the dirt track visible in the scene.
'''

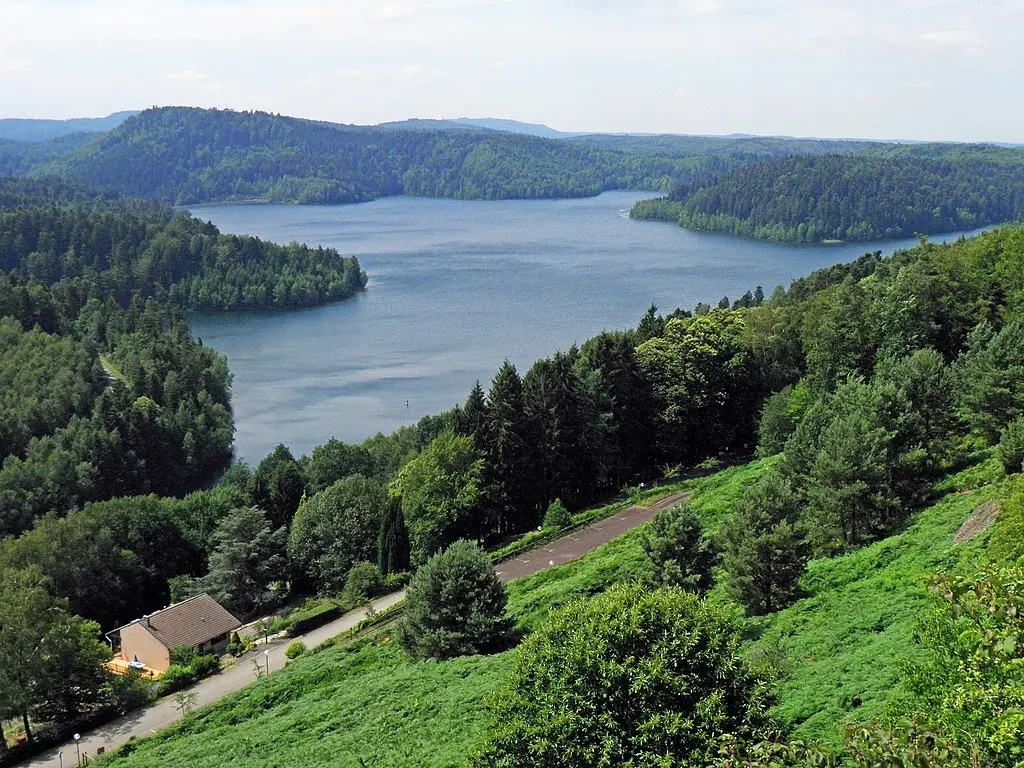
[495,490,692,582]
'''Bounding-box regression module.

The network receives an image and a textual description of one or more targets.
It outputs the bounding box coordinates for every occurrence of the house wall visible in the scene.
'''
[200,632,230,655]
[120,622,170,671]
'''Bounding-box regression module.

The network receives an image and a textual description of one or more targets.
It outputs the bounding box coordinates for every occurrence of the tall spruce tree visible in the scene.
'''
[480,361,534,536]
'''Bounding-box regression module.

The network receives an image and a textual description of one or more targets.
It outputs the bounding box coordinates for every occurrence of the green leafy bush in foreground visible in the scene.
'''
[470,583,773,768]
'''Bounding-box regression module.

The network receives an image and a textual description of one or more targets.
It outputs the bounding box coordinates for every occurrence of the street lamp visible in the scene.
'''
[73,734,81,767]
[264,649,270,675]
[58,750,63,768]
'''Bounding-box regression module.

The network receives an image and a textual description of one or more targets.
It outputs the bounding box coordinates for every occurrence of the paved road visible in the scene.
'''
[22,490,688,768]
[495,490,691,582]
[22,591,406,768]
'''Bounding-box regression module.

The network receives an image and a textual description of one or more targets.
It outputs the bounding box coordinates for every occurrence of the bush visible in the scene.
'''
[640,501,716,592]
[284,641,307,660]
[399,539,511,660]
[542,498,572,529]
[169,645,199,667]
[267,617,294,635]
[469,583,773,768]
[156,654,219,696]
[106,670,155,714]
[344,561,385,604]
[156,664,195,696]
[189,654,220,678]
[290,602,341,635]
[997,416,1024,474]
[225,631,244,657]
[383,570,412,591]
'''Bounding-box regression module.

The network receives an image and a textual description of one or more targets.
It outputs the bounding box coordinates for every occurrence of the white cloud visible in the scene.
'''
[165,69,210,84]
[921,29,982,46]
[677,0,718,13]
[375,3,414,20]
[0,56,30,75]
[0,0,1022,141]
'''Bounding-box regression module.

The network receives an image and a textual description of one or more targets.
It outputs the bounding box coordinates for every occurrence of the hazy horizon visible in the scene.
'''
[2,1,1022,144]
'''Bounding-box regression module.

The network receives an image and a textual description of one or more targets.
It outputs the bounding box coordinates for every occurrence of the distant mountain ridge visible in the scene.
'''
[0,111,138,142]
[39,106,707,205]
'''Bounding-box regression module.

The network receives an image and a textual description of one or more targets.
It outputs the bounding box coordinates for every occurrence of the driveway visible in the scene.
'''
[21,490,687,768]
[21,591,406,768]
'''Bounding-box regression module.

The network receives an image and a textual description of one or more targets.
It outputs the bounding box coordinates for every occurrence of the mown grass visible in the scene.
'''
[97,457,1009,766]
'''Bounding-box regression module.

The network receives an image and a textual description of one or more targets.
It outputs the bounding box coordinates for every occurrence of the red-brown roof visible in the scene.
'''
[121,594,241,650]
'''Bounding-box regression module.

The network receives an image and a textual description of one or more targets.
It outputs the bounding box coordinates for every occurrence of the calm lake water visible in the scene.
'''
[189,192,989,461]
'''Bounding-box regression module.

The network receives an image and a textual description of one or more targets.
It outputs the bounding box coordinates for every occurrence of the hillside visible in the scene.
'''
[87,458,1012,767]
[0,111,137,142]
[0,177,367,311]
[0,134,96,176]
[632,148,1024,242]
[39,107,697,205]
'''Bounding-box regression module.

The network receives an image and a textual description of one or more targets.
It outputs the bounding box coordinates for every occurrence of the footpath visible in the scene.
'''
[22,490,690,768]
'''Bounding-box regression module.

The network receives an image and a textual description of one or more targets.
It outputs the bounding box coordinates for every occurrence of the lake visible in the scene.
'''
[189,191,987,461]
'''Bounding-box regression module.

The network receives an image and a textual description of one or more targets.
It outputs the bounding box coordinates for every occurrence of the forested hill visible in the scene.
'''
[632,148,1024,242]
[0,178,367,310]
[40,106,719,205]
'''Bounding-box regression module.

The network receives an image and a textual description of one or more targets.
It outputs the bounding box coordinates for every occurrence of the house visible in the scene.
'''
[110,594,241,672]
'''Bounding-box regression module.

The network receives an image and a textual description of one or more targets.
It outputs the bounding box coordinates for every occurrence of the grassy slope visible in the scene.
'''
[747,462,1000,743]
[98,457,1005,766]
[105,641,509,768]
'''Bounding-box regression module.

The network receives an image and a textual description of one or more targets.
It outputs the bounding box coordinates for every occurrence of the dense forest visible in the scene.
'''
[5,210,1024,763]
[0,278,234,541]
[5,221,1022,766]
[0,178,366,310]
[31,107,712,204]
[0,134,95,177]
[633,147,1024,242]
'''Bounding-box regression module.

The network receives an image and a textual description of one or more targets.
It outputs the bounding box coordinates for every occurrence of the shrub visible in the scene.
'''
[225,631,244,657]
[399,539,511,660]
[542,498,572,529]
[284,641,307,660]
[107,670,155,714]
[383,570,412,591]
[156,664,195,696]
[189,654,220,678]
[997,416,1024,474]
[290,602,341,635]
[344,561,384,604]
[900,565,1024,766]
[267,617,294,635]
[156,654,219,696]
[169,645,199,667]
[469,583,773,768]
[640,501,717,591]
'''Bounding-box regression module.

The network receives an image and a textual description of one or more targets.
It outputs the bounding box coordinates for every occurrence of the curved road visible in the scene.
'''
[22,490,689,768]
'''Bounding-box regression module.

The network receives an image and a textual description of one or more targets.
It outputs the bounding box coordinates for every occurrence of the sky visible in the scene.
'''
[0,0,1021,143]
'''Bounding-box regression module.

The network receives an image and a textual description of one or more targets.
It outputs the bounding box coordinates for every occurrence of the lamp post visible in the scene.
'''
[73,734,81,767]
[264,649,270,675]
[58,750,63,768]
